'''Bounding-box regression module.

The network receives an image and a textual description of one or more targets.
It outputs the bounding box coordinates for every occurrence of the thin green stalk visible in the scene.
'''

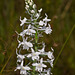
[35,31,38,51]
[0,50,14,74]
[52,24,75,70]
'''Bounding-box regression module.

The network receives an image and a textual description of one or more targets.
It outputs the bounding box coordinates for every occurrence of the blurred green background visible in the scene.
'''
[0,0,75,75]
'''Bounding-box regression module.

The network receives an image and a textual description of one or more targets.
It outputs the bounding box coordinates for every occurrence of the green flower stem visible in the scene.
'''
[52,24,75,71]
[35,31,38,51]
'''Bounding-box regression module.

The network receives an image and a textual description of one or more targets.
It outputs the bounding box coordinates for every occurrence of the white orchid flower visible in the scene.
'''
[26,5,29,9]
[38,47,45,53]
[38,24,52,34]
[17,54,25,62]
[35,13,40,19]
[18,37,33,50]
[39,20,45,26]
[33,4,36,9]
[50,59,54,67]
[43,14,51,26]
[15,60,31,75]
[20,17,27,26]
[32,58,47,72]
[16,54,25,62]
[38,8,42,13]
[31,10,35,13]
[27,48,40,60]
[45,69,51,75]
[20,25,36,36]
[29,2,33,6]
[43,14,51,22]
[45,24,52,34]
[16,49,25,62]
[46,51,54,59]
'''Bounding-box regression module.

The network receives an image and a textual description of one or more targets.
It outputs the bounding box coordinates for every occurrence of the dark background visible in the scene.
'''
[0,0,75,75]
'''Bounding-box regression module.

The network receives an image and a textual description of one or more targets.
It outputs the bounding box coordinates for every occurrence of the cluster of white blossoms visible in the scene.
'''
[15,0,54,75]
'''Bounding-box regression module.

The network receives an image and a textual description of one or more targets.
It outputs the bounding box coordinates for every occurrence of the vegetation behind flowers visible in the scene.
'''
[0,0,75,75]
